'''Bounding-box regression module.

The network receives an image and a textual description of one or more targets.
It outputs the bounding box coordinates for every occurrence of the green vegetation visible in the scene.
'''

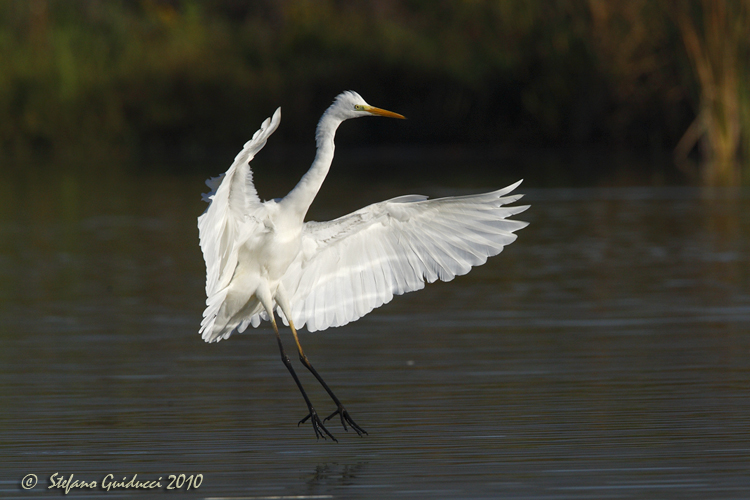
[2,0,749,184]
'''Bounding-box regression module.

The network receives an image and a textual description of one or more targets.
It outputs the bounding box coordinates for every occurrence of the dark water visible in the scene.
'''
[1,169,749,499]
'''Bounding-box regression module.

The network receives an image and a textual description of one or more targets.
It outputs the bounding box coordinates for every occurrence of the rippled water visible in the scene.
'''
[1,169,749,499]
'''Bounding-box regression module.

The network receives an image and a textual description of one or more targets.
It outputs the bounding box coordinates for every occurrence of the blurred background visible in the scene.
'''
[2,0,750,186]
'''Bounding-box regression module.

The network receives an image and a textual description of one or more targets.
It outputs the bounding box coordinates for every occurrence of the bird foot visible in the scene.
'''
[324,406,367,437]
[298,409,338,442]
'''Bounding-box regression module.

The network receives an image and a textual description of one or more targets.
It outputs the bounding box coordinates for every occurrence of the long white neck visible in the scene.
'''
[282,110,343,220]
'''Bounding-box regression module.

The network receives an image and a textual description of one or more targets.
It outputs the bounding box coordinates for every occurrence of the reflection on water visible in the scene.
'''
[1,168,749,499]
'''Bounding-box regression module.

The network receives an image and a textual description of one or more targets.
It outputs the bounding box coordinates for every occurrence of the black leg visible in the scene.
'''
[274,290,367,437]
[285,319,366,436]
[297,353,368,437]
[272,323,337,442]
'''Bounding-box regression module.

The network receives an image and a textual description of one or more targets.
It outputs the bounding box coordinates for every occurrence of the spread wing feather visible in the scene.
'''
[197,107,281,339]
[247,180,527,332]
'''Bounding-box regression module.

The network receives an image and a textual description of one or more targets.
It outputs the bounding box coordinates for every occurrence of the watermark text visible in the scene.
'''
[20,473,203,494]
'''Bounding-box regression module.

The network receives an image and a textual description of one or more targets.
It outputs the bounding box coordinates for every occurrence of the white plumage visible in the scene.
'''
[198,107,281,342]
[277,183,527,333]
[197,91,528,440]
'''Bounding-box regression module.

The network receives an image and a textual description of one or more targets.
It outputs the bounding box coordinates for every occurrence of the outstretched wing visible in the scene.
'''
[197,108,281,337]
[276,180,528,332]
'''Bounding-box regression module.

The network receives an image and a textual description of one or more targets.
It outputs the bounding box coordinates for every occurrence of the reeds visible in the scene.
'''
[1,0,748,184]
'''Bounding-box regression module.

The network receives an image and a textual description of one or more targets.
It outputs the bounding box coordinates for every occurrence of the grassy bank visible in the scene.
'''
[2,0,749,183]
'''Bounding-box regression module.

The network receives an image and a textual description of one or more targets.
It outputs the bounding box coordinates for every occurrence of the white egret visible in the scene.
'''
[198,91,529,441]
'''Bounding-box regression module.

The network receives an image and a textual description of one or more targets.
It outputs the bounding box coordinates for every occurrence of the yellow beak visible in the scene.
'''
[364,105,406,119]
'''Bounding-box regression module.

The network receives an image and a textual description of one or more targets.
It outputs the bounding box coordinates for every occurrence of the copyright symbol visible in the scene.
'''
[21,474,37,489]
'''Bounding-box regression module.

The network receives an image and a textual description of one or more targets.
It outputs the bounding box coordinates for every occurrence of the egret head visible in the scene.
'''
[329,91,406,121]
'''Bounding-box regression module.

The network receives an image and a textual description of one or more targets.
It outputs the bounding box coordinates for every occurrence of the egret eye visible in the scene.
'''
[354,104,365,111]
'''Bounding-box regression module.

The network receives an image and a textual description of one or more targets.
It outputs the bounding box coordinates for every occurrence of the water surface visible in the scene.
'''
[1,169,749,499]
